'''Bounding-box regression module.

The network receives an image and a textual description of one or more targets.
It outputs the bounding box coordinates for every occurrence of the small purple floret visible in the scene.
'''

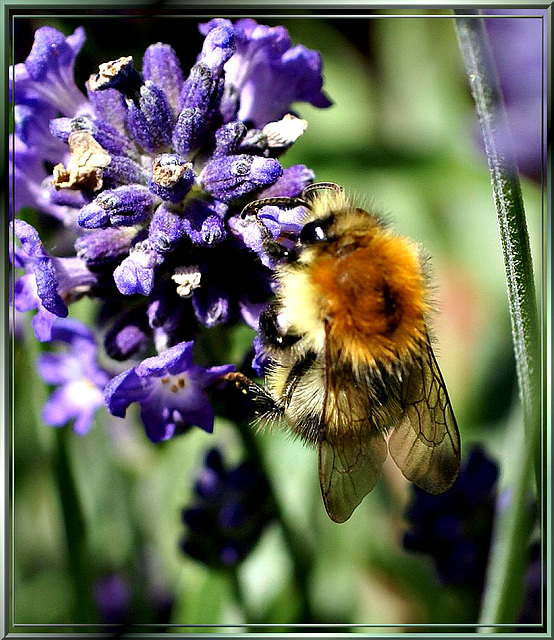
[104,341,234,442]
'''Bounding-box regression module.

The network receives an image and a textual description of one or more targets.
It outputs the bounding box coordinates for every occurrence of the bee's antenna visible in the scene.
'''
[301,182,343,202]
[240,196,306,219]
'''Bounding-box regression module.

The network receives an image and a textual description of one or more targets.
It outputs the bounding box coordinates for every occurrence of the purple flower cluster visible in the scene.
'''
[180,448,274,568]
[11,20,330,441]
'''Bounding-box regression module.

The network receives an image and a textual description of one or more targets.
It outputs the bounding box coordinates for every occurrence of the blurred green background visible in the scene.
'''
[12,11,543,632]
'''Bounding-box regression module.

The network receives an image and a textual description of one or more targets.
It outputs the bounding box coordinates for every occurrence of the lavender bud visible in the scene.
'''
[258,164,315,198]
[148,203,188,253]
[75,227,136,267]
[126,81,173,153]
[113,241,162,296]
[77,202,110,228]
[142,43,184,117]
[172,108,206,158]
[86,85,128,135]
[198,25,235,75]
[148,154,194,203]
[78,185,154,228]
[180,62,224,127]
[66,114,137,157]
[182,199,227,246]
[103,155,149,188]
[199,154,282,202]
[213,121,247,157]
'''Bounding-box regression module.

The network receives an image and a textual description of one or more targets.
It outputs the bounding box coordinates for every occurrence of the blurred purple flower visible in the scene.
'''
[94,574,132,625]
[403,446,499,590]
[104,341,234,442]
[483,10,546,182]
[37,318,109,434]
[180,448,274,569]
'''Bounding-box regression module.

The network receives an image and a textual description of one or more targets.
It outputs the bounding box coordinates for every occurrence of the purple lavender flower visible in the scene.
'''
[403,446,499,591]
[180,448,274,569]
[37,318,110,434]
[104,341,234,442]
[200,19,331,127]
[11,20,329,441]
[93,574,132,625]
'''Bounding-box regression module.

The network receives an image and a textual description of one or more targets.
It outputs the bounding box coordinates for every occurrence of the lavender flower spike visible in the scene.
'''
[11,19,330,408]
[104,341,234,442]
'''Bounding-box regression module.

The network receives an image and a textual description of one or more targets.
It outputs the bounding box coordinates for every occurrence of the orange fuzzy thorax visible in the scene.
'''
[309,223,429,371]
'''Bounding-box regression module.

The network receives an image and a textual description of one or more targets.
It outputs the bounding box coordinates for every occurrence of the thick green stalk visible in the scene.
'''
[453,11,540,472]
[453,10,541,629]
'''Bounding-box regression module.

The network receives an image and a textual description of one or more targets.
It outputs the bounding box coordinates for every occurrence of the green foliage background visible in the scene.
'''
[11,11,543,632]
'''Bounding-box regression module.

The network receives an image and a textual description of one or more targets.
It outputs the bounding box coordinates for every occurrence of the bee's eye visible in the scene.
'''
[300,218,332,244]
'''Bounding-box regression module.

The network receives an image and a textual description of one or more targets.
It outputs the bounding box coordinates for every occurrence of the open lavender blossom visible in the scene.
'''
[12,219,97,341]
[11,20,329,441]
[104,341,234,442]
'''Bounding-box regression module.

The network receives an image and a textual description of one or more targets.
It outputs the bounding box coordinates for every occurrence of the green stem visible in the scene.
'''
[453,10,540,484]
[228,566,255,627]
[20,318,94,624]
[477,419,535,631]
[453,10,541,628]
[234,420,315,623]
[53,428,95,624]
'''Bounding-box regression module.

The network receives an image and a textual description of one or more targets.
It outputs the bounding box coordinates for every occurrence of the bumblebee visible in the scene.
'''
[228,182,460,523]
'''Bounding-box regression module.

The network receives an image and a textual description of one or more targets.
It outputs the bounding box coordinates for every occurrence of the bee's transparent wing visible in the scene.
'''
[388,338,461,493]
[318,374,388,523]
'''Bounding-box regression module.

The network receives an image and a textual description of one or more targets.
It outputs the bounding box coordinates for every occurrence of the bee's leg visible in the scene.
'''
[258,304,300,349]
[248,217,298,262]
[221,371,283,418]
[263,237,298,263]
[301,182,343,202]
